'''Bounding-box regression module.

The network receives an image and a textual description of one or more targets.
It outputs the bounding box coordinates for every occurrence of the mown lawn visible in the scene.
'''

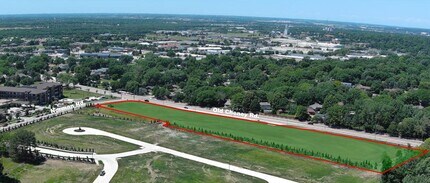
[63,89,101,99]
[108,101,421,170]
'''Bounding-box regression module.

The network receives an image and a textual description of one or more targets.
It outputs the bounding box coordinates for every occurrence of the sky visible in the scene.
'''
[1,0,430,29]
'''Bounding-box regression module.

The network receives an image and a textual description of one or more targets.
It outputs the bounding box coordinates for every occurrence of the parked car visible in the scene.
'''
[184,106,189,109]
[144,99,149,102]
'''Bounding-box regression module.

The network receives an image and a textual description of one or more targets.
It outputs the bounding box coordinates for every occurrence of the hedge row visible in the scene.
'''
[37,140,95,153]
[172,122,379,170]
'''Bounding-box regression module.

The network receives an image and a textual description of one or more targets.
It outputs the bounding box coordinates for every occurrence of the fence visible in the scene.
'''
[0,103,88,133]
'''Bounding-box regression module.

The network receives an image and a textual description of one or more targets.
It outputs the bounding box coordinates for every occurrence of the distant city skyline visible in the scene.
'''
[1,0,430,29]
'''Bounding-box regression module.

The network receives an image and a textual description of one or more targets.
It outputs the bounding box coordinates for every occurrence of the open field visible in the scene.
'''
[92,108,381,182]
[8,109,380,182]
[112,153,265,183]
[63,89,102,99]
[105,101,423,171]
[1,157,101,183]
[18,114,140,154]
[146,34,194,41]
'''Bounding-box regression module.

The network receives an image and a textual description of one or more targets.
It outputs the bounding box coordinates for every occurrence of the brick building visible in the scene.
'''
[0,82,63,105]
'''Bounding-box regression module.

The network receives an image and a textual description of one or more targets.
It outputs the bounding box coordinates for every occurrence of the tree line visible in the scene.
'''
[81,53,430,140]
[382,139,430,182]
[3,51,430,140]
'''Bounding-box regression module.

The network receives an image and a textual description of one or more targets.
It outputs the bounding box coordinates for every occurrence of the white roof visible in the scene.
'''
[197,47,222,51]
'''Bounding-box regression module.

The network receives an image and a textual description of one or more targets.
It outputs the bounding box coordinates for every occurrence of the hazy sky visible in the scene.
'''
[1,0,430,29]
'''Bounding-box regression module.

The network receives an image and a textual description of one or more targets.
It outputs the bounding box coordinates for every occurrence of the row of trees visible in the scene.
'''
[36,140,95,153]
[325,97,430,139]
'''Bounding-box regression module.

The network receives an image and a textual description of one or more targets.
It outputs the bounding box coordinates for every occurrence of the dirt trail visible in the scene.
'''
[146,154,163,183]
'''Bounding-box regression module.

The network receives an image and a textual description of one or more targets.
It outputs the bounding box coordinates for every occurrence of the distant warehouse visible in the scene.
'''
[0,82,63,105]
[80,53,122,59]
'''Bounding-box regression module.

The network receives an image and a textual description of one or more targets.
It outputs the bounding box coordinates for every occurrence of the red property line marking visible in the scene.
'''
[101,100,422,150]
[381,149,429,174]
[96,100,429,174]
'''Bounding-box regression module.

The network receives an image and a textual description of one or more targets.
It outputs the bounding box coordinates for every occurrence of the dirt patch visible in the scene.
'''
[45,124,64,135]
[44,159,100,171]
[225,170,239,183]
[127,127,147,132]
[145,154,163,183]
[16,159,101,183]
[201,165,212,175]
[355,170,380,179]
[62,113,75,117]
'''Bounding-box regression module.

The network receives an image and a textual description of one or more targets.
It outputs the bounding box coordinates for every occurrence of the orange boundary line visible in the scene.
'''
[96,100,429,174]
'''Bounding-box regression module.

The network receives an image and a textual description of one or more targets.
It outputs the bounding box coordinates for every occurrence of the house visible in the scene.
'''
[356,84,371,91]
[154,41,179,49]
[224,99,232,108]
[80,53,122,59]
[260,102,272,113]
[384,88,402,93]
[56,49,69,54]
[307,103,323,115]
[307,108,316,115]
[58,64,70,71]
[341,82,353,87]
[91,68,109,76]
[139,42,151,46]
[40,49,55,54]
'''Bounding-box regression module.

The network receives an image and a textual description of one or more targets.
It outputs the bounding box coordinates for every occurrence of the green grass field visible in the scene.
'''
[63,89,101,99]
[112,153,265,183]
[7,109,381,182]
[1,157,101,183]
[18,114,140,154]
[108,102,421,171]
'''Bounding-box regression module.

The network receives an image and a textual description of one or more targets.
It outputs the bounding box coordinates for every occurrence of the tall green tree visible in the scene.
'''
[8,130,38,163]
[326,105,346,127]
[381,152,393,171]
[295,106,310,121]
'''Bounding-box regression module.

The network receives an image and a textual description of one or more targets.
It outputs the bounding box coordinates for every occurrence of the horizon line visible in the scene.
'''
[1,12,429,31]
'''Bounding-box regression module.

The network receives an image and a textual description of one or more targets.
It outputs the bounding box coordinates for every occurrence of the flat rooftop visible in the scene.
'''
[0,82,62,95]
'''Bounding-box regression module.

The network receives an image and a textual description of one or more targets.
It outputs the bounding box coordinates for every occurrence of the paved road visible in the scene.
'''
[56,127,295,183]
[35,146,152,183]
[77,84,424,147]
